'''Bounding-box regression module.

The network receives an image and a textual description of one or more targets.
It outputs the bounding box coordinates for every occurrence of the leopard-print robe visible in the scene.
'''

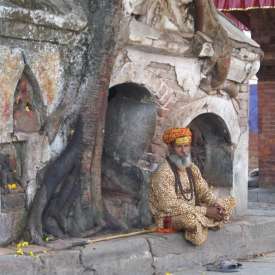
[149,160,236,245]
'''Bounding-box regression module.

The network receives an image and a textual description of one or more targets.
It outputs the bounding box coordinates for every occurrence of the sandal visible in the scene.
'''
[206,259,242,273]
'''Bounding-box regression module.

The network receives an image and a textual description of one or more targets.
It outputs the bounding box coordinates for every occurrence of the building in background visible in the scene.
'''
[249,78,259,171]
[214,0,275,187]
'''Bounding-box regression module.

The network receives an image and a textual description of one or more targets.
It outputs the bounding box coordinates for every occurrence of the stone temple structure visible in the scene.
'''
[0,0,262,245]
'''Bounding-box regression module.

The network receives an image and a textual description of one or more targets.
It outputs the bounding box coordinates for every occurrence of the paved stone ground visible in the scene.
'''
[248,188,275,204]
[174,252,275,275]
[1,209,275,274]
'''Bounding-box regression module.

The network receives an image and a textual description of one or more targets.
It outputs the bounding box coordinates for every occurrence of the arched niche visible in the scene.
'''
[189,113,233,190]
[104,82,156,164]
[102,82,157,230]
[13,66,45,133]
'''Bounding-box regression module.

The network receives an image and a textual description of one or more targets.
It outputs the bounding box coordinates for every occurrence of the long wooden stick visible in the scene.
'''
[88,228,157,244]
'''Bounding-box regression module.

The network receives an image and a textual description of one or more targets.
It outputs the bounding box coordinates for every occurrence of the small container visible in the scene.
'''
[163,216,172,229]
[155,216,176,233]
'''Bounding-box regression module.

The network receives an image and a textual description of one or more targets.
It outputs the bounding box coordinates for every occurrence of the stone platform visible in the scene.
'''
[175,252,275,275]
[249,188,275,204]
[1,209,275,275]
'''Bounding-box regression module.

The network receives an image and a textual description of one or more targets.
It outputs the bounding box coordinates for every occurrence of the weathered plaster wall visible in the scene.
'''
[109,2,261,215]
[108,0,261,217]
[0,2,89,245]
[110,48,248,215]
[0,45,64,204]
[0,0,261,243]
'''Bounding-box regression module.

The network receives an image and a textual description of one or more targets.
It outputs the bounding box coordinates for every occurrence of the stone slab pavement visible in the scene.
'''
[248,188,275,204]
[1,209,275,274]
[174,252,275,275]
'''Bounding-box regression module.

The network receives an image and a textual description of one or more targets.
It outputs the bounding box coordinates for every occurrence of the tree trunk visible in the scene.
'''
[80,0,123,227]
[25,0,123,244]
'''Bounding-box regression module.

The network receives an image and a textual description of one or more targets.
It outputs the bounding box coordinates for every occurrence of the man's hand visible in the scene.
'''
[213,202,225,215]
[206,206,224,221]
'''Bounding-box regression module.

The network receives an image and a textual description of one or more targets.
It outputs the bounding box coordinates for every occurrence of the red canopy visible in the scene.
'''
[213,0,275,11]
[220,12,249,30]
[213,0,275,30]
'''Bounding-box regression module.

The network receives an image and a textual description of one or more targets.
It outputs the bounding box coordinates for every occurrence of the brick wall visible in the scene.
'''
[248,84,259,171]
[258,81,275,186]
[249,132,259,171]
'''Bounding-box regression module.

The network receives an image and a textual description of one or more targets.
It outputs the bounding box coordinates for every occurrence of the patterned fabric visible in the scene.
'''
[214,0,275,11]
[162,128,192,145]
[149,160,236,245]
[175,136,192,145]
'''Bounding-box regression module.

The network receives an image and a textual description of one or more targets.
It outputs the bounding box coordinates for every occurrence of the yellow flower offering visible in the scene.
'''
[7,182,17,190]
[22,241,29,247]
[16,241,29,249]
[15,241,30,256]
[16,248,24,256]
[11,183,17,190]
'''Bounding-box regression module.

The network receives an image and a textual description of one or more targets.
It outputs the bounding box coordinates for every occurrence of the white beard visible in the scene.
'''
[168,153,192,170]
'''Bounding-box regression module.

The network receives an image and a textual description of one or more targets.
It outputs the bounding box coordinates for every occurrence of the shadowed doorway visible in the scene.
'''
[102,83,157,231]
[189,113,233,197]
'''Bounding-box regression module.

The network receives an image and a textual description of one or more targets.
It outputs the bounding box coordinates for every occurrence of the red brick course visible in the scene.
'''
[258,81,275,186]
[249,132,259,171]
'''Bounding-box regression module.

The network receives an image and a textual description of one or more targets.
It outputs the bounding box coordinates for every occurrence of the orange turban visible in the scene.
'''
[162,128,192,145]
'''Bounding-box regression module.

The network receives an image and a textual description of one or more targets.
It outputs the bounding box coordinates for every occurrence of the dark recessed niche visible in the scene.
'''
[102,83,156,231]
[13,67,45,134]
[189,113,233,188]
[0,141,26,212]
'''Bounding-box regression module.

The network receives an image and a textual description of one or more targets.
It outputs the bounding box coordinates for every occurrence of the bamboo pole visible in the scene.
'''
[88,228,157,244]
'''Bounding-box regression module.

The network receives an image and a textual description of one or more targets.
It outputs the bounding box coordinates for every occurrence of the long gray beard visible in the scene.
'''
[168,153,192,170]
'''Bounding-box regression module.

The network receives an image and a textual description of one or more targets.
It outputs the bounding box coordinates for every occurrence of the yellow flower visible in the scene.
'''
[16,248,24,255]
[29,251,34,257]
[11,183,17,190]
[22,241,29,247]
[7,182,17,190]
[165,273,172,275]
[16,241,29,249]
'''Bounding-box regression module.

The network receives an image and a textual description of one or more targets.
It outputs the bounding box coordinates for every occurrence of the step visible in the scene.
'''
[248,188,275,203]
[1,212,275,274]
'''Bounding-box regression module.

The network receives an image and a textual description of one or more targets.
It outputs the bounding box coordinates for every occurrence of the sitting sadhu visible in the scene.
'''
[149,127,236,245]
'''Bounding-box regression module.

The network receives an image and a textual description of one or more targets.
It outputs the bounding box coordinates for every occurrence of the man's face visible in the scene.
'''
[172,143,191,158]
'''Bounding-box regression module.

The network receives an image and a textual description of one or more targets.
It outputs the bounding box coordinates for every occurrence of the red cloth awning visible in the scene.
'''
[213,1,275,30]
[221,12,249,30]
[213,0,275,11]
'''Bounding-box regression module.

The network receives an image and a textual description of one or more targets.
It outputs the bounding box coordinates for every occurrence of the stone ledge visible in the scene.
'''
[0,19,78,45]
[1,213,275,275]
[249,188,275,203]
[81,237,154,275]
[147,215,275,272]
[0,6,87,32]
